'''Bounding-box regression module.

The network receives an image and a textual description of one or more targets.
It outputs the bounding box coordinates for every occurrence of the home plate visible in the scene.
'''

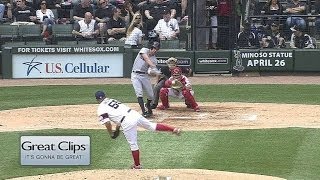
[242,114,258,121]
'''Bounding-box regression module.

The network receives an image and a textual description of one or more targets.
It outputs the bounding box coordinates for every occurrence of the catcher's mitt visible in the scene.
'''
[111,126,120,139]
[171,79,183,90]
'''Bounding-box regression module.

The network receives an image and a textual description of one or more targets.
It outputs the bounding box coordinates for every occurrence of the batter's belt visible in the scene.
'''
[132,71,147,74]
[120,109,132,123]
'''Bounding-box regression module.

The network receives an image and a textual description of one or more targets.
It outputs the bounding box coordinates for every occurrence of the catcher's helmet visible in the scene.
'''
[95,91,106,100]
[172,67,182,76]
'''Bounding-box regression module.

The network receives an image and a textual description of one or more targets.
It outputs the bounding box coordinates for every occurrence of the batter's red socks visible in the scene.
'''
[131,150,140,166]
[156,123,175,132]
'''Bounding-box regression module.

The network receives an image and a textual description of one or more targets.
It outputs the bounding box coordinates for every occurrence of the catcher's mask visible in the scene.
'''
[172,67,182,80]
[95,91,106,101]
[166,57,177,69]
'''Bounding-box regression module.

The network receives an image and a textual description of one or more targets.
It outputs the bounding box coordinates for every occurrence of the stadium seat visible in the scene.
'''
[18,25,41,44]
[52,24,74,42]
[0,25,19,43]
[107,40,125,46]
[160,39,180,49]
[51,9,59,22]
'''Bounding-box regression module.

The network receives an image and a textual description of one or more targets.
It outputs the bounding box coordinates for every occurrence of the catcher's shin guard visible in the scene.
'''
[182,89,198,109]
[185,99,192,108]
[159,88,169,108]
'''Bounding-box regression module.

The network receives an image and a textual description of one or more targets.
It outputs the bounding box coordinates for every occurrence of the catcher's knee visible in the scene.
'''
[182,89,191,97]
[160,88,169,97]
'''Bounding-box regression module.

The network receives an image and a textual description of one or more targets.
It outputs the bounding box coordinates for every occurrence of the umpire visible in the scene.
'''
[150,57,192,109]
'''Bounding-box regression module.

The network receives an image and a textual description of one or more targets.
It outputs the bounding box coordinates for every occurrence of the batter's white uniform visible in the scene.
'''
[97,98,157,151]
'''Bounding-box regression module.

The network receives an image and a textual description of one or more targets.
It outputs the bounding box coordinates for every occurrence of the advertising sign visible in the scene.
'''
[20,136,90,166]
[12,54,123,78]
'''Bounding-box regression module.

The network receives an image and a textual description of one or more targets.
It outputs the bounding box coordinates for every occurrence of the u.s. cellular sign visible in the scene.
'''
[12,53,123,78]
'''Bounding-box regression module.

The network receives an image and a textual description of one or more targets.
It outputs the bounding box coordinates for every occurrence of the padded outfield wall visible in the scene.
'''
[1,44,320,79]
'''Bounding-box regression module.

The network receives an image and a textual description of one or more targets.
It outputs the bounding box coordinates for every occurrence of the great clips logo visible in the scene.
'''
[20,136,90,165]
[23,57,110,76]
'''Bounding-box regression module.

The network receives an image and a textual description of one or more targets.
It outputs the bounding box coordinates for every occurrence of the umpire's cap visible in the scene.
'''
[150,41,160,50]
[95,90,106,100]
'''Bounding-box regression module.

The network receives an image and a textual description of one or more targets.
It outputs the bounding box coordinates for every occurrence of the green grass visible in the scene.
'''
[1,84,320,110]
[1,84,320,179]
[1,128,320,179]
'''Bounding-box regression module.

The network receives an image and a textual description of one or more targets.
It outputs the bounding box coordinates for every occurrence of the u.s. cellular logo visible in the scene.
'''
[22,55,42,76]
[22,57,110,75]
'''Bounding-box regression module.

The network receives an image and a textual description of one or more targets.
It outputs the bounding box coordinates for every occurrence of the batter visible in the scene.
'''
[131,41,162,117]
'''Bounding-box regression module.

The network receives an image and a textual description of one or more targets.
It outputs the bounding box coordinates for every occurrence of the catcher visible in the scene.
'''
[150,57,192,109]
[158,67,200,112]
[95,90,181,169]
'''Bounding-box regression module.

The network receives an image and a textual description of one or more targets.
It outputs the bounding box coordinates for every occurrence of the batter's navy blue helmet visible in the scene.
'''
[95,91,106,100]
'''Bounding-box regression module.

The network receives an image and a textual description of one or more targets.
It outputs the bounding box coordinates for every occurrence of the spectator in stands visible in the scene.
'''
[153,8,179,40]
[194,0,208,50]
[206,0,218,49]
[72,0,93,22]
[314,0,320,39]
[289,25,315,49]
[262,0,284,15]
[284,0,306,30]
[72,12,99,41]
[181,0,187,18]
[106,7,126,42]
[244,0,257,17]
[122,0,139,25]
[36,1,55,38]
[7,0,36,24]
[261,0,284,27]
[144,0,177,33]
[0,3,5,22]
[134,0,153,8]
[125,12,144,48]
[237,21,259,48]
[95,0,115,43]
[261,21,285,48]
[55,0,72,23]
[216,0,232,50]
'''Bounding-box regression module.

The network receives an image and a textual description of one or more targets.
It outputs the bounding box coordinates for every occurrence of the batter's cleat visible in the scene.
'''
[186,104,192,109]
[157,105,169,110]
[173,128,182,136]
[194,106,200,112]
[131,164,143,169]
[142,111,152,118]
[150,104,157,109]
